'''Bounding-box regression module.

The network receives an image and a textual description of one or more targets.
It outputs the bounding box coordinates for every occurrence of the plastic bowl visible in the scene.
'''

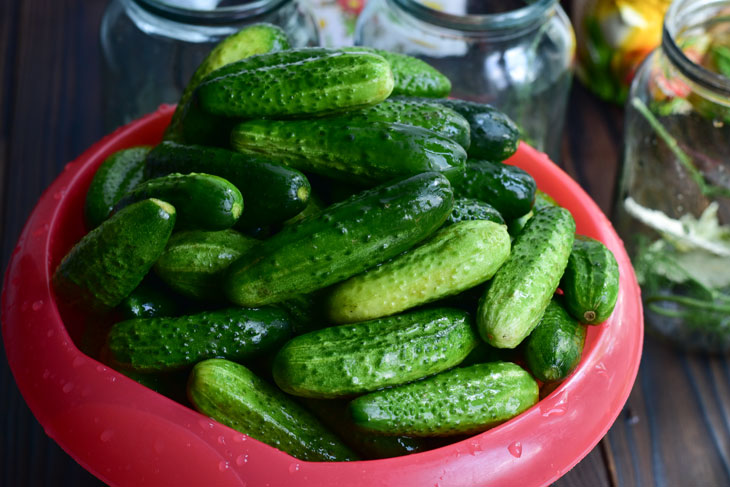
[2,105,643,487]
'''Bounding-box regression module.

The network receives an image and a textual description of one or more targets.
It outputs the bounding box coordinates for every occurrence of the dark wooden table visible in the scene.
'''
[2,1,730,486]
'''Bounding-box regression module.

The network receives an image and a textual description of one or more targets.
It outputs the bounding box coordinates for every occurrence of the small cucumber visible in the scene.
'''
[230,118,466,185]
[446,198,505,225]
[117,277,180,320]
[188,359,357,461]
[114,173,243,230]
[275,293,327,336]
[507,189,559,237]
[273,308,478,398]
[225,172,454,307]
[451,159,536,221]
[524,298,587,382]
[327,220,510,324]
[478,206,576,348]
[561,235,620,324]
[107,307,291,372]
[349,362,539,436]
[146,141,310,229]
[53,199,175,308]
[459,341,517,368]
[84,146,151,228]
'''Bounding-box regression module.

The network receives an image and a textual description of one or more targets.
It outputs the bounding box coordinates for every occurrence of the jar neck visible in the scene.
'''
[133,0,292,25]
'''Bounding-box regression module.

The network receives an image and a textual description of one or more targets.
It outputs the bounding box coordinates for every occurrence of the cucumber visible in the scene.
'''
[282,192,325,227]
[114,173,243,230]
[451,159,536,221]
[225,172,454,307]
[118,277,180,320]
[276,293,327,336]
[349,362,539,436]
[84,146,151,228]
[146,141,310,229]
[507,189,559,237]
[524,298,587,382]
[561,235,620,324]
[230,118,466,185]
[327,220,510,324]
[272,308,478,398]
[198,50,394,118]
[188,359,357,461]
[53,199,175,308]
[107,307,291,372]
[446,198,505,225]
[478,206,576,348]
[153,229,258,302]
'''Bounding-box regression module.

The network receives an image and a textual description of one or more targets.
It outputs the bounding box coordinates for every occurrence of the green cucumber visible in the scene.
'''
[118,277,180,320]
[114,173,242,230]
[198,50,393,118]
[107,307,291,372]
[447,198,505,225]
[478,206,576,348]
[282,192,325,227]
[561,235,620,324]
[146,141,310,229]
[230,118,466,185]
[188,359,357,461]
[53,199,175,308]
[276,293,327,336]
[153,229,258,302]
[273,308,478,398]
[507,189,559,237]
[451,159,536,221]
[349,362,539,436]
[459,341,517,368]
[225,172,454,306]
[84,146,151,228]
[327,220,510,323]
[524,298,587,382]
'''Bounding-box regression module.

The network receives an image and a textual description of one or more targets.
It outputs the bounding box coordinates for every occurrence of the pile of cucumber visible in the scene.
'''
[53,24,620,462]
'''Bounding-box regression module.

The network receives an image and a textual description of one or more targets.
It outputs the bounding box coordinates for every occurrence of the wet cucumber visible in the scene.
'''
[118,277,180,320]
[446,198,505,225]
[524,298,587,382]
[84,146,151,228]
[326,220,510,324]
[478,206,576,348]
[230,118,466,185]
[508,189,559,237]
[561,235,620,324]
[225,172,454,307]
[187,359,357,461]
[107,307,291,372]
[53,199,175,308]
[349,362,539,436]
[273,308,478,398]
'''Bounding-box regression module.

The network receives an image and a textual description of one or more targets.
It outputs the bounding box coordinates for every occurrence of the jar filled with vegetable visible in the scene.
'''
[614,0,730,352]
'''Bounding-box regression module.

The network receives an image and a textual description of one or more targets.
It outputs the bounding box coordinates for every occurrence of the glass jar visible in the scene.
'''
[354,0,575,161]
[100,0,319,130]
[614,0,730,352]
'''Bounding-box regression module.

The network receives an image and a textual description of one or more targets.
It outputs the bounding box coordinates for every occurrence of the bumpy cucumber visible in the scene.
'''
[273,308,478,398]
[478,206,575,348]
[114,173,243,230]
[349,362,539,436]
[508,189,559,237]
[198,50,393,118]
[447,198,505,225]
[225,172,454,306]
[327,220,510,323]
[451,159,536,221]
[524,298,587,382]
[107,307,291,372]
[276,293,327,336]
[53,199,175,308]
[146,141,310,229]
[561,235,620,324]
[118,277,180,320]
[230,118,466,184]
[84,146,151,228]
[188,359,357,461]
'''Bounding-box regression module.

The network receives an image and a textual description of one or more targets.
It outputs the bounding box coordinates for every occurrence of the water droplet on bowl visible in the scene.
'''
[219,461,229,472]
[100,429,114,442]
[235,454,248,466]
[32,300,44,311]
[62,382,74,393]
[541,390,569,417]
[508,441,522,458]
[288,463,300,474]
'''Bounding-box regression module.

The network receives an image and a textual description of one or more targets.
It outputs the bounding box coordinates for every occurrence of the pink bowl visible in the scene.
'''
[2,105,643,487]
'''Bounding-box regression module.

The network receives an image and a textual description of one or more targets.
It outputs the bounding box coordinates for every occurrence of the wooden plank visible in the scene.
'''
[554,442,612,487]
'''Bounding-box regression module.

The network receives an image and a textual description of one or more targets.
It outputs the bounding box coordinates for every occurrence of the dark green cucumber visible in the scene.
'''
[282,192,326,227]
[154,229,258,301]
[276,293,327,336]
[118,277,180,320]
[478,206,576,348]
[451,159,536,221]
[459,341,517,368]
[225,172,454,306]
[273,308,478,398]
[524,298,587,382]
[231,118,466,185]
[561,235,620,324]
[507,189,559,237]
[107,307,291,372]
[53,199,175,308]
[85,146,151,228]
[447,198,505,225]
[349,362,539,436]
[327,220,510,323]
[187,359,357,461]
[146,141,310,229]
